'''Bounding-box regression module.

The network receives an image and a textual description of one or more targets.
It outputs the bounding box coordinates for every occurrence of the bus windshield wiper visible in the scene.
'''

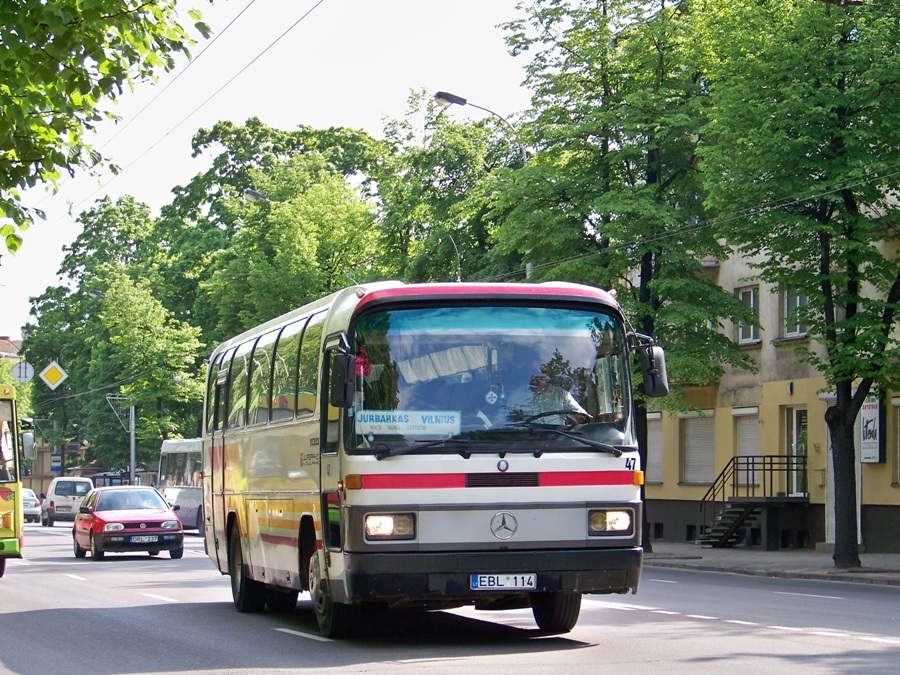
[374,436,472,461]
[504,424,623,457]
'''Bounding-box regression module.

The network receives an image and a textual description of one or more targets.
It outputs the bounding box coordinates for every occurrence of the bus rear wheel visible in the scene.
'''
[309,552,357,638]
[228,531,266,612]
[531,591,581,633]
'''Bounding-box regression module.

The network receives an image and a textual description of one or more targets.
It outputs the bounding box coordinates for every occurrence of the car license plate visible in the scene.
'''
[56,505,70,512]
[131,535,158,543]
[470,573,537,590]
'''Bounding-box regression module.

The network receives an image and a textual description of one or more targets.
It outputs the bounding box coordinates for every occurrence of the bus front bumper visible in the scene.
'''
[340,547,642,604]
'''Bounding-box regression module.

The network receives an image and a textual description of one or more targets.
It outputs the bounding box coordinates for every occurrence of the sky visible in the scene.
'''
[0,0,532,340]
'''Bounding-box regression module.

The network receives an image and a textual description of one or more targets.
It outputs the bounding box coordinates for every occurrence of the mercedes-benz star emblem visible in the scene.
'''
[490,511,518,540]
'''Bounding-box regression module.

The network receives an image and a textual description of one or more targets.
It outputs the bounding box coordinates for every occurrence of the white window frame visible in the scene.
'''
[783,288,808,338]
[738,286,760,344]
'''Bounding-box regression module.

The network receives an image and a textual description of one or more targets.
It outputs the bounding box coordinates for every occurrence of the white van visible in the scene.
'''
[41,477,94,526]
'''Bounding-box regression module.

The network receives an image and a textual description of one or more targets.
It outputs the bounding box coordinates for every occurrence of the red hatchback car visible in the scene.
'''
[73,485,184,560]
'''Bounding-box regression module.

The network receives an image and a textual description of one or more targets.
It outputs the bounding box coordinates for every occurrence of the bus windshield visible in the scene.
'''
[349,305,634,455]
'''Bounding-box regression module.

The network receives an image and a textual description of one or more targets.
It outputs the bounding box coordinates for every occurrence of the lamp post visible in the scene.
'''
[434,90,528,166]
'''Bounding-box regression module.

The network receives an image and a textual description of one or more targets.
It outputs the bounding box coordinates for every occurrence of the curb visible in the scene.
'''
[643,559,900,587]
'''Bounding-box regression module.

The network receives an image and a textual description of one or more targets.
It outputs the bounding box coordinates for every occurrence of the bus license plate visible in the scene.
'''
[131,535,158,543]
[470,573,537,591]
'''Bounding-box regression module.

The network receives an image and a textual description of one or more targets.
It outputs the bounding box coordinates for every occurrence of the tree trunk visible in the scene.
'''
[634,401,652,553]
[825,393,861,569]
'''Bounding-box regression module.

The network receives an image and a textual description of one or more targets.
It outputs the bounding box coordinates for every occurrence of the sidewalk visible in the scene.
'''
[643,542,900,587]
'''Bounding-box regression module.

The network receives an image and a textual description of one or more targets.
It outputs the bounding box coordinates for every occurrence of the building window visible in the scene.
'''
[681,411,715,483]
[783,289,808,338]
[738,286,759,344]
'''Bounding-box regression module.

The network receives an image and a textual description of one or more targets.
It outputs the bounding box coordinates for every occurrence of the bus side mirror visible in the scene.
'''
[330,353,357,408]
[22,431,35,459]
[640,345,669,398]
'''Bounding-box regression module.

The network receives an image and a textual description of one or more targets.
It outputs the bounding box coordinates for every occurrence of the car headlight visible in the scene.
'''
[162,520,181,530]
[588,509,633,536]
[104,523,124,532]
[365,513,415,541]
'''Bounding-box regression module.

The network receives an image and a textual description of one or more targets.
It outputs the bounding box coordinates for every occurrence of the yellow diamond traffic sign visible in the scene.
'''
[39,360,69,390]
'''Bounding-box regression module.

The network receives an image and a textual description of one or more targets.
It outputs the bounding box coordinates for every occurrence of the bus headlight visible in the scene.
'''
[588,509,633,536]
[365,513,415,541]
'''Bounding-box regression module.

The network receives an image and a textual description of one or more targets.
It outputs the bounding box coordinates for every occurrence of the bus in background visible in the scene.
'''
[0,385,25,578]
[202,281,668,637]
[158,438,203,531]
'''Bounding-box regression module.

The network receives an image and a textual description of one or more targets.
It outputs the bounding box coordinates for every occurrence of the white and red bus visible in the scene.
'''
[202,281,668,637]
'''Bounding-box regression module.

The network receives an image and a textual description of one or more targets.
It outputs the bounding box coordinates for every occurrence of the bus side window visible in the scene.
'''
[215,347,237,432]
[270,318,306,422]
[228,340,256,429]
[322,349,340,455]
[298,312,325,416]
[248,329,278,426]
[205,352,225,435]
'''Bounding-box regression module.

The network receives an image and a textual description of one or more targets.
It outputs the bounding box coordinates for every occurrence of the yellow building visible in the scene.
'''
[645,255,900,553]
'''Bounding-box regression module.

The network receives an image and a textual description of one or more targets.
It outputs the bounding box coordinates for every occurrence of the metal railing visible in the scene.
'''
[700,455,808,535]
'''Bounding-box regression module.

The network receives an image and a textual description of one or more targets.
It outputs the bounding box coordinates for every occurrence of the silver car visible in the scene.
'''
[22,488,41,523]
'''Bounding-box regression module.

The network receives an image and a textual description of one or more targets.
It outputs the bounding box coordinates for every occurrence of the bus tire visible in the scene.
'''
[228,531,266,613]
[309,552,357,638]
[0,557,5,577]
[531,591,581,633]
[195,507,203,532]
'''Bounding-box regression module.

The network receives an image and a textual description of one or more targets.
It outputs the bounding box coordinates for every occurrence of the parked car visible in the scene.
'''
[22,488,41,523]
[41,476,94,526]
[72,485,184,560]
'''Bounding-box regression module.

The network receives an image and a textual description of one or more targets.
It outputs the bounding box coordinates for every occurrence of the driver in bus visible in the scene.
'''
[501,349,591,425]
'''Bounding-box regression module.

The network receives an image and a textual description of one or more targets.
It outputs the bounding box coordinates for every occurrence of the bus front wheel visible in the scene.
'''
[228,531,265,612]
[531,591,581,633]
[309,552,357,638]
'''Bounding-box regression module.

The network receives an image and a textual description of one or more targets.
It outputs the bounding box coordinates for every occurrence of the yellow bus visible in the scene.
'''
[0,384,25,578]
[202,281,668,637]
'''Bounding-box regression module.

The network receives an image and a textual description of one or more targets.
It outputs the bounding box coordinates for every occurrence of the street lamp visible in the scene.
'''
[243,188,269,202]
[434,90,528,166]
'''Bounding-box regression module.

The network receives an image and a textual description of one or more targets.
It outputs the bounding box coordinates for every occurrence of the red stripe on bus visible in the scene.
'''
[358,471,634,489]
[361,473,467,489]
[538,471,635,486]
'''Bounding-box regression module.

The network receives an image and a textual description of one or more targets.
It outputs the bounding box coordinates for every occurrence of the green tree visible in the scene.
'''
[0,0,209,253]
[501,0,754,549]
[201,151,381,338]
[22,197,202,472]
[154,118,386,346]
[374,90,525,282]
[692,0,900,567]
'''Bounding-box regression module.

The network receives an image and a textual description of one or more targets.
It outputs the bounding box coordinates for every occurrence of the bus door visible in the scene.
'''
[318,342,349,588]
[207,350,233,571]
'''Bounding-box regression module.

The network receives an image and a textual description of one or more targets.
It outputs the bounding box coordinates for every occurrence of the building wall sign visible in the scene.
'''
[860,397,884,463]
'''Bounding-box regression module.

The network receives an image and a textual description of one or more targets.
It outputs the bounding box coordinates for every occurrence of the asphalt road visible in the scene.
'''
[1,524,898,674]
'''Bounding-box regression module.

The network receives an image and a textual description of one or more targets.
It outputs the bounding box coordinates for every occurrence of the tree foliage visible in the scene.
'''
[692,0,900,567]
[0,0,210,253]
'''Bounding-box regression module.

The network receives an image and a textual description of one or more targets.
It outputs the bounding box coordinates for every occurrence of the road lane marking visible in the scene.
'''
[686,615,719,620]
[773,591,843,600]
[652,610,681,615]
[274,627,332,642]
[65,574,87,581]
[142,593,179,603]
[649,579,678,584]
[767,625,803,631]
[724,620,759,626]
[861,637,900,645]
